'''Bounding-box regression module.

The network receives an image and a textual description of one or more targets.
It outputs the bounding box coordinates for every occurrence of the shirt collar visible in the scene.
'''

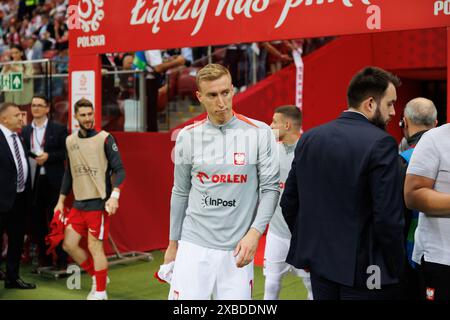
[283,139,299,153]
[407,130,428,146]
[344,109,370,120]
[31,117,48,130]
[205,114,237,130]
[0,123,14,137]
[78,128,97,138]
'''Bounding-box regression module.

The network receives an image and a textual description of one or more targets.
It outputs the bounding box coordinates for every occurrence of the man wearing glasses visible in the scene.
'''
[22,95,68,273]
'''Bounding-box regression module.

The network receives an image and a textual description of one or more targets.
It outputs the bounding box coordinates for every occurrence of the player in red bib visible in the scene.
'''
[54,98,125,300]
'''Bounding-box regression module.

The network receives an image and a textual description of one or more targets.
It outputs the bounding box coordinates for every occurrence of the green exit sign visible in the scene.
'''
[0,73,23,92]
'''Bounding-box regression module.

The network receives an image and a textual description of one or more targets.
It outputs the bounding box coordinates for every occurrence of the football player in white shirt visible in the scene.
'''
[164,64,280,300]
[265,106,313,300]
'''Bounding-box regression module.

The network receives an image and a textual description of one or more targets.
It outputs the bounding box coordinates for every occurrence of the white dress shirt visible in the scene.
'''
[0,123,28,192]
[31,118,48,175]
[144,50,163,79]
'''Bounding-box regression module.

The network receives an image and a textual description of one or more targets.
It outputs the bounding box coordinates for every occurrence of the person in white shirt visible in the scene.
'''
[133,50,186,131]
[264,105,312,300]
[405,124,450,301]
[164,64,280,300]
[22,95,68,272]
[0,102,35,289]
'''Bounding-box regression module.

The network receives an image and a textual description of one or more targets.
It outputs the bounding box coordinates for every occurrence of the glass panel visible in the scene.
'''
[101,69,143,132]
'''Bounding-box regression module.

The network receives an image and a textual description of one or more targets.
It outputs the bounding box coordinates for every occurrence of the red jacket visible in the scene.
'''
[45,209,68,257]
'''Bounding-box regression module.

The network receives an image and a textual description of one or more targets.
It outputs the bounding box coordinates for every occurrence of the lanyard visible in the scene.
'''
[31,125,47,151]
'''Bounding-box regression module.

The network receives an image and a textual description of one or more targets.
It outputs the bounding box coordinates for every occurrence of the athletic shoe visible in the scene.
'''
[87,291,108,300]
[87,276,110,299]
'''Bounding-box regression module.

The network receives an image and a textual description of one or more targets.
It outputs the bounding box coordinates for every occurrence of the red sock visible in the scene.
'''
[80,257,95,277]
[95,269,108,292]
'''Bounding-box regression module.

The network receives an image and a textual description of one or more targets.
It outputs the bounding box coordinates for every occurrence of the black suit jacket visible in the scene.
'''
[22,120,67,191]
[281,111,405,287]
[0,129,32,214]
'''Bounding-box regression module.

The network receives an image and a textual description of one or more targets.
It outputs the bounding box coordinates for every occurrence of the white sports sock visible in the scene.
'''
[264,278,282,300]
[93,291,107,299]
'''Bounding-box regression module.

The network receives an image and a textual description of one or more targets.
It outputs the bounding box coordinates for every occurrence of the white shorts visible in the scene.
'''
[263,231,310,279]
[169,240,254,300]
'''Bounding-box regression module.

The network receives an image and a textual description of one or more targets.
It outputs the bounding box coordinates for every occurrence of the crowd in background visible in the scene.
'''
[0,0,333,132]
[0,0,68,67]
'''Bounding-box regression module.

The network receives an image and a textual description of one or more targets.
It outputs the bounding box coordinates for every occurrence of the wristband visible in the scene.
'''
[110,190,120,199]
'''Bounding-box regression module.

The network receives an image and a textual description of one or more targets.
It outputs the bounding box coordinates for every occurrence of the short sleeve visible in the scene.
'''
[406,132,439,181]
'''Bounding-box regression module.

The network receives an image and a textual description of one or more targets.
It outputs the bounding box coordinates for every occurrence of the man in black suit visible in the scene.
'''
[281,66,405,300]
[0,102,36,289]
[22,95,68,271]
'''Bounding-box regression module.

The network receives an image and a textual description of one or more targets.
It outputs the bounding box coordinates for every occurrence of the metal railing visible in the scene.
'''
[0,47,285,132]
[0,38,333,132]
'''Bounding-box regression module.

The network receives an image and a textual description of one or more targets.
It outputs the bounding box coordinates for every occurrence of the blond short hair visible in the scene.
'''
[196,63,231,89]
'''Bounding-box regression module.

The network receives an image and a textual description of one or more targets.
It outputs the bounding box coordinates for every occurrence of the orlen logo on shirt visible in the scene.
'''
[201,195,237,208]
[196,172,247,184]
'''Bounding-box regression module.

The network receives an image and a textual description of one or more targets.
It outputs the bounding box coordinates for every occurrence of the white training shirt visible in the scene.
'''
[407,124,450,266]
[170,114,280,250]
[268,140,298,239]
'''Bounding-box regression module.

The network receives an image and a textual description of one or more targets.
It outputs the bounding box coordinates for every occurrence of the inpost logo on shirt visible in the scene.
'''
[201,194,237,208]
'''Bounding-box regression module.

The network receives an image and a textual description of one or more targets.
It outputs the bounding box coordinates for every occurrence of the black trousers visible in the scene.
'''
[145,78,159,132]
[31,174,67,267]
[420,257,450,301]
[224,48,248,89]
[401,261,422,300]
[310,272,404,300]
[0,192,27,281]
